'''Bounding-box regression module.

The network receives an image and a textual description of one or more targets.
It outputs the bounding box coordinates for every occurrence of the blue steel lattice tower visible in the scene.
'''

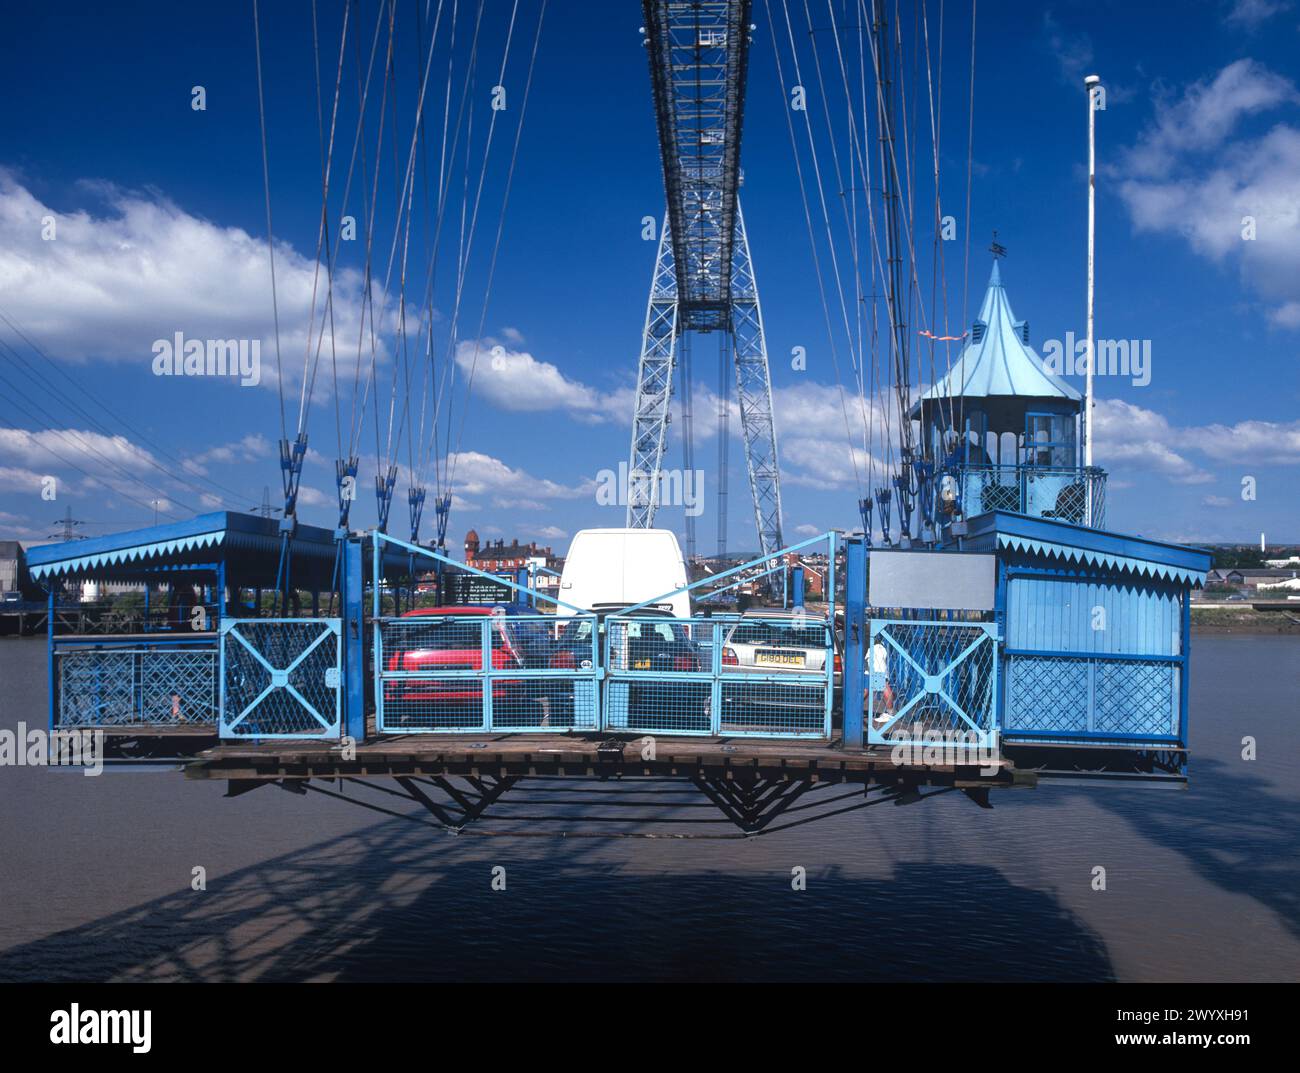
[626,0,783,562]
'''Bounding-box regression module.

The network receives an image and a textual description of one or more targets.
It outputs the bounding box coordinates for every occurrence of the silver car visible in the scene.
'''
[719,610,835,679]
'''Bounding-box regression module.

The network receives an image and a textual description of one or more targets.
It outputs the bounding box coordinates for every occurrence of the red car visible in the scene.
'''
[383,606,539,708]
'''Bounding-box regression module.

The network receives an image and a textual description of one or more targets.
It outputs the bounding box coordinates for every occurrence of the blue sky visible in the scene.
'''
[1,0,1297,554]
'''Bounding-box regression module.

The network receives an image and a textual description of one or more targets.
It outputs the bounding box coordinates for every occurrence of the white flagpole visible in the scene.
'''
[1084,74,1102,525]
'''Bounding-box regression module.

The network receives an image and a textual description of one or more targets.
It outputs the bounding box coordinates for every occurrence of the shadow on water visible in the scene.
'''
[0,816,1114,982]
[1083,754,1300,944]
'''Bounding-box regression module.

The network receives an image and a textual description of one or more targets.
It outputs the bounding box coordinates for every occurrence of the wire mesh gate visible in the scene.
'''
[603,613,834,738]
[866,619,998,749]
[370,530,836,738]
[375,611,600,733]
[371,531,600,734]
[219,619,342,739]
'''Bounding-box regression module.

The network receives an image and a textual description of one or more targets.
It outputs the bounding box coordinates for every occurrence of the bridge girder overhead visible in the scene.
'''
[628,0,783,560]
[644,0,749,328]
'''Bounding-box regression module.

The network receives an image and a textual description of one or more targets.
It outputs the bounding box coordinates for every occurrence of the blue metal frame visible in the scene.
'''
[368,531,839,739]
[46,586,55,734]
[52,635,219,728]
[843,536,867,748]
[343,538,366,742]
[1179,587,1191,747]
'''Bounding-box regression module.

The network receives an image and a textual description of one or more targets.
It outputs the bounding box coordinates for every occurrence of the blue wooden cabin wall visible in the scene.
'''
[999,562,1188,744]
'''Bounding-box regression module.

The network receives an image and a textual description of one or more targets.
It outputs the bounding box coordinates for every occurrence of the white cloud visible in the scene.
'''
[767,381,892,490]
[1121,60,1299,178]
[295,486,332,509]
[0,171,379,396]
[1185,416,1300,463]
[453,339,630,422]
[449,342,898,496]
[1093,399,1300,493]
[0,426,160,478]
[1042,13,1094,85]
[182,434,273,471]
[1114,60,1300,326]
[1093,400,1213,484]
[1268,300,1300,328]
[492,496,546,510]
[0,425,272,518]
[0,465,51,495]
[446,450,590,500]
[1224,0,1292,30]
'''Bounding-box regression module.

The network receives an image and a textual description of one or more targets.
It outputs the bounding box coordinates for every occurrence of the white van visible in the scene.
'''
[558,528,691,618]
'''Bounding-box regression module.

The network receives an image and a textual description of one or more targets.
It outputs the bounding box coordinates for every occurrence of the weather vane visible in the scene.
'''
[989,230,1008,259]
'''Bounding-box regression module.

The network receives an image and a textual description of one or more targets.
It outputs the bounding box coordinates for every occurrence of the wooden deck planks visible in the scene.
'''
[183,729,1024,788]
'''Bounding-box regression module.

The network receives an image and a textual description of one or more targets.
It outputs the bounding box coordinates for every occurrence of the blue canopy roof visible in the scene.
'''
[25,512,412,588]
[957,510,1211,587]
[910,263,1081,424]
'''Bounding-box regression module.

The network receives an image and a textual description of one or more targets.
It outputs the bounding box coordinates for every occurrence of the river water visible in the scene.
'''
[0,634,1296,981]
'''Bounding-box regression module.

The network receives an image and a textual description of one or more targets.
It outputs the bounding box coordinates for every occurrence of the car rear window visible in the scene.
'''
[405,616,513,650]
[731,621,826,648]
[625,621,689,644]
[559,620,593,644]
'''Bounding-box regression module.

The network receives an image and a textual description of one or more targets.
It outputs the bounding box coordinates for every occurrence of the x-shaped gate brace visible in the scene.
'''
[223,622,339,734]
[869,623,996,743]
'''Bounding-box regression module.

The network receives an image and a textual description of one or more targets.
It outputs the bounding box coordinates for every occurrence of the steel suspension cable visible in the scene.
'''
[251,0,288,449]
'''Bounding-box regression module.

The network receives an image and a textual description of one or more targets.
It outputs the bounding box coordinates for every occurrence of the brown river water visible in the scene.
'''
[0,634,1296,981]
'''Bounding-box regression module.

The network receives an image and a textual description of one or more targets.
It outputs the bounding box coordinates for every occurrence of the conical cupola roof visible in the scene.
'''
[909,262,1081,423]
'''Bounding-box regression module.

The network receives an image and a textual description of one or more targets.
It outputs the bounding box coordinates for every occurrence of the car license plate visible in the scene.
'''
[756,650,805,667]
[633,658,652,670]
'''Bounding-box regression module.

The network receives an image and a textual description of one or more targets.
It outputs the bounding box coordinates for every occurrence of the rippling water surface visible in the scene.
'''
[0,635,1296,981]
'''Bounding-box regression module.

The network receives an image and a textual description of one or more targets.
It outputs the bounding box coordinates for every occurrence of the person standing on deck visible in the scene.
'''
[866,640,896,729]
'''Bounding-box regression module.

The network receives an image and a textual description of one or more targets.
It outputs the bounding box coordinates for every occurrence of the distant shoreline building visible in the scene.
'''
[0,541,30,597]
[1205,567,1300,590]
[463,530,562,599]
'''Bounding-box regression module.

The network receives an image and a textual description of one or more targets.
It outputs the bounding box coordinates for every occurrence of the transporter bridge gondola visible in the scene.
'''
[24,1,1212,836]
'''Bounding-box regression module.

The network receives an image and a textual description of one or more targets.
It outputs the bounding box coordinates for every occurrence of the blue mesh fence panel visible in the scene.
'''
[1003,653,1179,741]
[605,614,833,738]
[1005,654,1089,733]
[57,644,217,727]
[1095,659,1177,736]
